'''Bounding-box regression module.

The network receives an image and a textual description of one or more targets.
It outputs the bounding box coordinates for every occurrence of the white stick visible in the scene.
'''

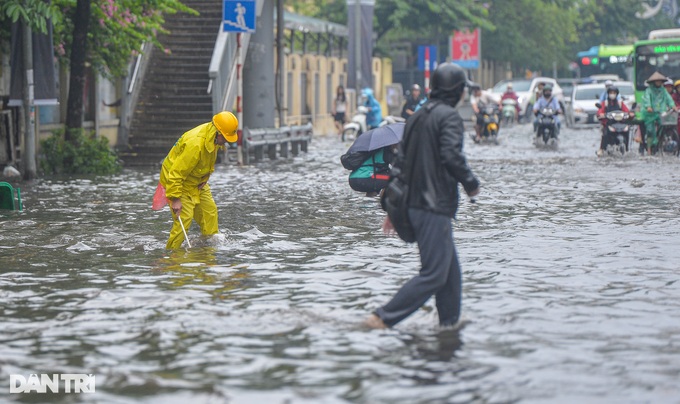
[177,216,192,248]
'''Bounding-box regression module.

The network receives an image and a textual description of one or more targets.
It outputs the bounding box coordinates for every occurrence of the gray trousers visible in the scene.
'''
[375,208,462,327]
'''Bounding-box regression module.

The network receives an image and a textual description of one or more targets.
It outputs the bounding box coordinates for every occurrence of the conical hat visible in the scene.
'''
[646,71,667,83]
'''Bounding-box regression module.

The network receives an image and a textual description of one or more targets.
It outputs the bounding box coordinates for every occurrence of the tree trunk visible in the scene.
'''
[64,0,90,141]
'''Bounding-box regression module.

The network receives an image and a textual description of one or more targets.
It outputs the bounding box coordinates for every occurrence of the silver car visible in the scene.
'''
[566,83,604,127]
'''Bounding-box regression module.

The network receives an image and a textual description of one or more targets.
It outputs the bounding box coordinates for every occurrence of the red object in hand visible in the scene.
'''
[152,182,168,210]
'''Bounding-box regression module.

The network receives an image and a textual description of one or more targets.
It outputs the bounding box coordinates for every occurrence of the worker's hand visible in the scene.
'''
[382,216,396,236]
[647,107,653,113]
[171,199,182,217]
[467,187,480,197]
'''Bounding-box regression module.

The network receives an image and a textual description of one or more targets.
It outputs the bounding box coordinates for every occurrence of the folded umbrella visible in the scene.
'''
[346,123,405,154]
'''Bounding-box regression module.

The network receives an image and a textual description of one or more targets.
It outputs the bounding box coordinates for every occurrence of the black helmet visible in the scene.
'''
[431,63,467,95]
[607,86,619,95]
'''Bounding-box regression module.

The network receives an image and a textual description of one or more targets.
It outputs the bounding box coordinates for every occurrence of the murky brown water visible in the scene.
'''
[1,124,679,403]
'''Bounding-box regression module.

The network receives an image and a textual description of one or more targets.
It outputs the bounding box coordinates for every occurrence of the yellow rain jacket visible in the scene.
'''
[160,122,223,203]
[160,122,224,249]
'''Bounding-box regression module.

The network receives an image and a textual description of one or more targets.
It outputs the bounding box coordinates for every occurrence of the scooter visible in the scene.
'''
[342,107,403,141]
[475,104,500,145]
[342,106,368,142]
[600,109,632,156]
[534,107,558,148]
[501,98,518,126]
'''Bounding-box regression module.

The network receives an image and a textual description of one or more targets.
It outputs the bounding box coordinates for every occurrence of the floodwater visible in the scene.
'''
[1,122,679,403]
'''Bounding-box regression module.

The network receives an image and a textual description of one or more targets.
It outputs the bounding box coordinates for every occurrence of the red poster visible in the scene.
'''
[451,29,480,61]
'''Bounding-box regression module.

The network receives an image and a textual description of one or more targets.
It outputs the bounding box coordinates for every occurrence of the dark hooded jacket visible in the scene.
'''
[397,89,479,217]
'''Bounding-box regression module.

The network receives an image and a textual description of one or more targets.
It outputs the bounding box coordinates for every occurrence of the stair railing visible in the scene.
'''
[118,42,153,148]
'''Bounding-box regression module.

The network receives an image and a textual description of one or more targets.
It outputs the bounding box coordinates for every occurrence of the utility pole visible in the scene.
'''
[276,0,284,127]
[21,21,36,180]
[354,0,361,96]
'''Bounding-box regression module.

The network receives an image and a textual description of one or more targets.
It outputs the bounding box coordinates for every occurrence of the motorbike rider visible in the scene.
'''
[362,88,383,130]
[401,84,423,120]
[595,86,633,157]
[672,80,680,136]
[598,80,619,103]
[641,71,677,155]
[664,78,675,96]
[470,83,498,142]
[532,84,562,136]
[500,83,520,120]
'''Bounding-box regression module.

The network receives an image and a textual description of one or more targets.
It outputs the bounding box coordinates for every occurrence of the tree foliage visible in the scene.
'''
[1,0,61,35]
[287,0,677,74]
[483,0,580,72]
[53,0,197,79]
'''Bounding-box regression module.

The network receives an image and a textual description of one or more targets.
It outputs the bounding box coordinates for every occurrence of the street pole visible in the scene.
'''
[22,21,37,180]
[276,0,284,128]
[424,47,430,91]
[355,0,361,98]
[236,32,243,165]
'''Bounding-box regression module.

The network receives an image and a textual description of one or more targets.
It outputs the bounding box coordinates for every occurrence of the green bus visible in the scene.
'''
[597,44,633,80]
[576,44,633,80]
[632,29,680,108]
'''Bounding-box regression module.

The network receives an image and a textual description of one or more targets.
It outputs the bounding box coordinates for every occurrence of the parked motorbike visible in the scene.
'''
[501,98,518,126]
[600,109,632,156]
[342,106,368,142]
[534,107,558,148]
[476,104,500,144]
[342,106,403,142]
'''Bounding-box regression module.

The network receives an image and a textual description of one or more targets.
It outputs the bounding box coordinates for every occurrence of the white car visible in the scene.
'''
[491,77,564,122]
[565,81,635,127]
[566,83,604,127]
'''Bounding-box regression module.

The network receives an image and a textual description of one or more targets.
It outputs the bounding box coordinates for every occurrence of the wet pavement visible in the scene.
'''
[1,122,679,403]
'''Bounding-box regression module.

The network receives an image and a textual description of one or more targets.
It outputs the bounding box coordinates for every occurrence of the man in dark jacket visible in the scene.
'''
[365,62,480,329]
[401,84,422,120]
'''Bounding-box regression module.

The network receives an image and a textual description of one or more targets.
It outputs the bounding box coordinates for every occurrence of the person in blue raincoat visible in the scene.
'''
[363,88,383,130]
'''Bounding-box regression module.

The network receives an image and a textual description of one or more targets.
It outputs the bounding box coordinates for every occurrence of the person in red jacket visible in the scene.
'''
[596,86,633,157]
[672,80,680,136]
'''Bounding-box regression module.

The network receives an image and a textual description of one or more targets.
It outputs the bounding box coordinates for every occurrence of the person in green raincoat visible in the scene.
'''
[158,111,238,249]
[641,71,678,155]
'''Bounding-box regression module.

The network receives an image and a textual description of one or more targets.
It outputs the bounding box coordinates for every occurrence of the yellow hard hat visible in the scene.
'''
[212,111,238,143]
[674,80,680,88]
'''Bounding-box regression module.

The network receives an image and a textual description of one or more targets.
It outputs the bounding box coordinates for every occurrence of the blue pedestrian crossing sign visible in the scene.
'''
[223,0,256,33]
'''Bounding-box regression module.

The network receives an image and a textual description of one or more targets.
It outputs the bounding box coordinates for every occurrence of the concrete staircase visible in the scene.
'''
[121,1,222,166]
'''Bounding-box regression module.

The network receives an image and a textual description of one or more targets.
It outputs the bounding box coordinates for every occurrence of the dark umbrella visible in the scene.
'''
[346,123,405,154]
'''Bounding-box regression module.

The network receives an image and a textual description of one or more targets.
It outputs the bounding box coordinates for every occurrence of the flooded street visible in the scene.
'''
[1,122,680,403]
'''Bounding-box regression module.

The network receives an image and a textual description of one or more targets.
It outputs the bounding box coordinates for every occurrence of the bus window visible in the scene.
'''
[635,45,680,91]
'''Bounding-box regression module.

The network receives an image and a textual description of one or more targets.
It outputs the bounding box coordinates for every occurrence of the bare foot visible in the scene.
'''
[362,314,388,329]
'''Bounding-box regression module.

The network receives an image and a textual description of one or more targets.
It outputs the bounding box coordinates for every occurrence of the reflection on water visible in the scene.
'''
[1,124,679,403]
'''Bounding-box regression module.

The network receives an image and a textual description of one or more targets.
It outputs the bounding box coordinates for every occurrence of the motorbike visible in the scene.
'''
[501,98,518,126]
[600,109,632,156]
[342,105,405,142]
[534,107,558,148]
[342,106,368,142]
[475,104,500,144]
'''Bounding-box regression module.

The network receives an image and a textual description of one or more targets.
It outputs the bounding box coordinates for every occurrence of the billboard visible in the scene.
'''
[450,28,480,69]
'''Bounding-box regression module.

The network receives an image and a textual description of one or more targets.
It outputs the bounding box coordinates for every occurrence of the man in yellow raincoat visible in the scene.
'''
[159,111,238,249]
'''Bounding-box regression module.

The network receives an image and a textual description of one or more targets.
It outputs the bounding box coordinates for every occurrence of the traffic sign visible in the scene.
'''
[417,45,438,72]
[223,0,256,33]
[450,29,480,69]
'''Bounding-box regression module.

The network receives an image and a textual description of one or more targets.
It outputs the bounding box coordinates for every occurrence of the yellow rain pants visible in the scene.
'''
[159,122,223,249]
[167,185,218,249]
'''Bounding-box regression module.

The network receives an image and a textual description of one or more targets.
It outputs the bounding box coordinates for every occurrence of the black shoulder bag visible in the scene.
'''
[380,101,440,242]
